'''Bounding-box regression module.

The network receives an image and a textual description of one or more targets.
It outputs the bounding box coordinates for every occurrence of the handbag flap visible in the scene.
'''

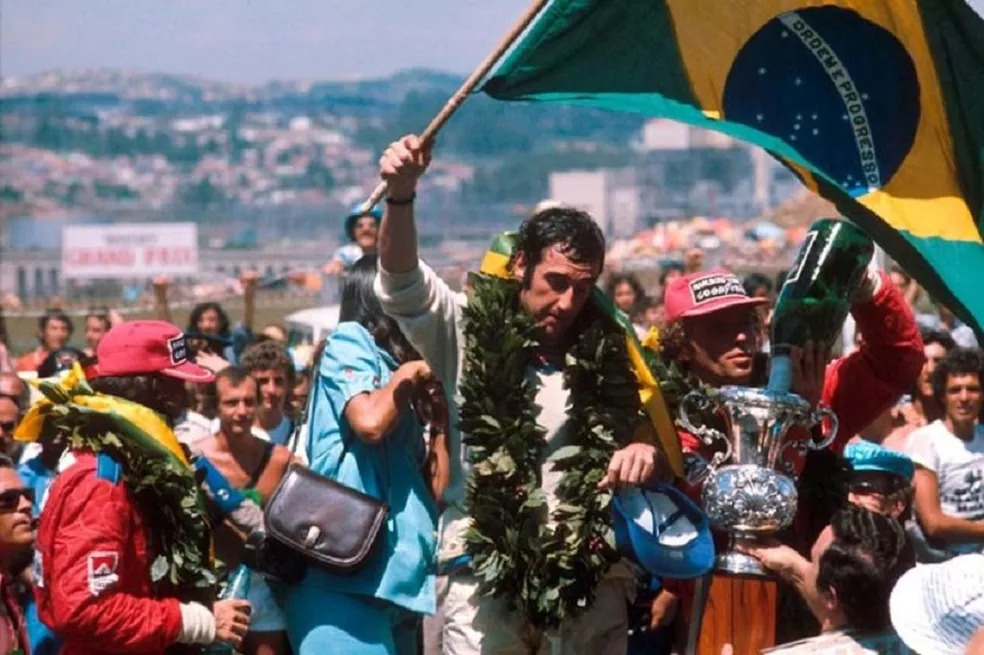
[265,464,388,569]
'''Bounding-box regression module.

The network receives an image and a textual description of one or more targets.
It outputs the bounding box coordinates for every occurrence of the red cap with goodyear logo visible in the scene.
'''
[663,268,768,323]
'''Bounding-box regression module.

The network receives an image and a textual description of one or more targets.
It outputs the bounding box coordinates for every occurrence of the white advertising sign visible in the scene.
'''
[62,223,198,279]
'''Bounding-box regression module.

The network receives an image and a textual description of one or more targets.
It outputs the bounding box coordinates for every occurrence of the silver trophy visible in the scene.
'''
[678,386,838,576]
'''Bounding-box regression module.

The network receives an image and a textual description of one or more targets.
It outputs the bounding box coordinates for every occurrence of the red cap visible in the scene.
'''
[663,268,768,323]
[90,320,215,383]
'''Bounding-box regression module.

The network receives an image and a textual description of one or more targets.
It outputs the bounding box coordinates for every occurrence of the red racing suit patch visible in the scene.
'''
[87,551,119,596]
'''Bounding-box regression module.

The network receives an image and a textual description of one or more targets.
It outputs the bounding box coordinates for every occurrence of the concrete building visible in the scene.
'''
[547,169,641,238]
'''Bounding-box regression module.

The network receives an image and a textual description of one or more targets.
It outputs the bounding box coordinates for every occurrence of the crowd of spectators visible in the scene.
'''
[0,175,982,653]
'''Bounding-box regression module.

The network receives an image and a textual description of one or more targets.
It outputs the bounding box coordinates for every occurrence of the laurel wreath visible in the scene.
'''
[34,376,216,606]
[458,274,643,629]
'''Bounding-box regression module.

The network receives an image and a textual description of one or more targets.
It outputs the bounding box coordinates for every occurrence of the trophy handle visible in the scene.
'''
[806,403,839,450]
[678,391,733,467]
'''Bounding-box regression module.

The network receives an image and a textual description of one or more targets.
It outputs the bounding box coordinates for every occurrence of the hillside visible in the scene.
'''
[0,68,645,158]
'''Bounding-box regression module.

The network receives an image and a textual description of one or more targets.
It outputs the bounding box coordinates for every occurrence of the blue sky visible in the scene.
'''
[0,0,532,83]
[2,0,983,83]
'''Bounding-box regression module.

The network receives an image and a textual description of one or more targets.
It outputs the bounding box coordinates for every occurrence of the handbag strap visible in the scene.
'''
[247,441,276,490]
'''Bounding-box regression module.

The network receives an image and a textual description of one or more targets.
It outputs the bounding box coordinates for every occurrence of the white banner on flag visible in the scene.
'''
[62,223,199,279]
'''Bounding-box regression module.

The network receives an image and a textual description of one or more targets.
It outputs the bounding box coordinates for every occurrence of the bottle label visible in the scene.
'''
[783,229,818,287]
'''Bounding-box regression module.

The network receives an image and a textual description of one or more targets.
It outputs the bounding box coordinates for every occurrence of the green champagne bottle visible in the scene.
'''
[204,564,252,655]
[767,218,874,393]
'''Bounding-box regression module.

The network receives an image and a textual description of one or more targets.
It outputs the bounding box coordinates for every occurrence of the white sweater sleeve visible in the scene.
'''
[374,260,464,389]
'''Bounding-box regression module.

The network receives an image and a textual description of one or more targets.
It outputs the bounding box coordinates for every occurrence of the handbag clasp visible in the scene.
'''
[302,525,321,549]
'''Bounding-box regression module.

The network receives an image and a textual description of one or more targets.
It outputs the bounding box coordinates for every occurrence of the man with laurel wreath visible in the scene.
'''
[374,135,664,655]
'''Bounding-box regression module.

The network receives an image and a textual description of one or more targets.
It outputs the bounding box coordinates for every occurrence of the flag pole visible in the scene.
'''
[360,0,552,212]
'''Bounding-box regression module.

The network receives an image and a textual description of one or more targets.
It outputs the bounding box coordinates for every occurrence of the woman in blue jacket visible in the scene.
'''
[285,254,447,655]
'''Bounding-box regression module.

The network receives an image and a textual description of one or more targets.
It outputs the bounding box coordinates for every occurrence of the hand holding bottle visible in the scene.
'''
[789,339,828,408]
[212,599,251,649]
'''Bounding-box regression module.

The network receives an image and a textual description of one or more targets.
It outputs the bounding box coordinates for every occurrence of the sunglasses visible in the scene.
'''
[0,421,16,433]
[0,488,33,511]
[849,478,906,497]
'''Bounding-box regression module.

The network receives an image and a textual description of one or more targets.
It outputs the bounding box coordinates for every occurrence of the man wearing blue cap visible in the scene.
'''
[324,205,382,276]
[843,441,914,520]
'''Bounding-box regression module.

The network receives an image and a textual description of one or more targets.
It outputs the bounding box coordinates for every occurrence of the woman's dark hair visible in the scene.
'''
[187,302,231,338]
[89,374,188,425]
[795,450,852,547]
[340,255,418,364]
[606,273,645,306]
[931,347,983,402]
[510,206,606,289]
[816,506,909,632]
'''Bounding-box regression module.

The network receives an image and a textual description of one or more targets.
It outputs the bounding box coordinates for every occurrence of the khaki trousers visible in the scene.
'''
[442,573,634,655]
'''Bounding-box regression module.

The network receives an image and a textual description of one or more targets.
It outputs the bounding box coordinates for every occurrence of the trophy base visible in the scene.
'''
[689,573,778,654]
[715,550,770,577]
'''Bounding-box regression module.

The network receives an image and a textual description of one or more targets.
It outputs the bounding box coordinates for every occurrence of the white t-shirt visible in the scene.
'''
[333,243,364,270]
[906,420,984,556]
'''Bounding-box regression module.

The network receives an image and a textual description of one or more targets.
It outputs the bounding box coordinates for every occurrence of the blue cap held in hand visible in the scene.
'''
[611,482,715,579]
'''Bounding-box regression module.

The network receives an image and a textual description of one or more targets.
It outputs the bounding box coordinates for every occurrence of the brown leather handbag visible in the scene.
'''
[264,464,388,573]
[264,407,389,574]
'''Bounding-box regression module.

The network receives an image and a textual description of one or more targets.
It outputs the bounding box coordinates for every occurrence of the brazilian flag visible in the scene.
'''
[484,0,984,332]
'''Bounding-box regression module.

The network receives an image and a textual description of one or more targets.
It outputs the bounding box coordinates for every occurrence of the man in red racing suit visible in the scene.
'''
[37,452,186,653]
[32,321,251,654]
[655,267,924,643]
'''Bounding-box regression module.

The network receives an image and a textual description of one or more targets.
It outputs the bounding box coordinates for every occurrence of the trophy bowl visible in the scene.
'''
[701,465,799,575]
[679,386,838,577]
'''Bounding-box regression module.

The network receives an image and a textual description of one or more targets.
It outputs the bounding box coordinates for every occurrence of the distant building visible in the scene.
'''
[639,119,736,151]
[688,126,735,149]
[640,119,690,151]
[548,169,641,238]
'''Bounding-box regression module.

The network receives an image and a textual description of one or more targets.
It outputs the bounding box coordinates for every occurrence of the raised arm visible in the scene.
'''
[377,134,432,275]
[240,270,258,333]
[821,270,925,449]
[153,276,172,323]
[373,135,462,389]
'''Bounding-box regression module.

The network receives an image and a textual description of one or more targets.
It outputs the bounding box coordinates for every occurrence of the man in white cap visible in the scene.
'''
[890,553,984,655]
